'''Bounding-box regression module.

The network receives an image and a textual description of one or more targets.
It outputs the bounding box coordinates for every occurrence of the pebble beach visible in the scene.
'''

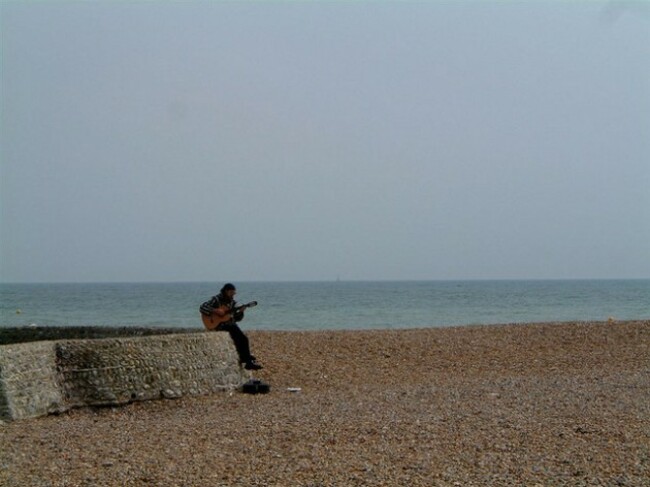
[1,320,649,486]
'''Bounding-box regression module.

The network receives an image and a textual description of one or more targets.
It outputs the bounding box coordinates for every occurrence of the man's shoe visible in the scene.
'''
[244,360,263,371]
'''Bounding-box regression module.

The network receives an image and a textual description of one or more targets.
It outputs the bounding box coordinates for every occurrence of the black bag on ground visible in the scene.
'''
[241,379,270,394]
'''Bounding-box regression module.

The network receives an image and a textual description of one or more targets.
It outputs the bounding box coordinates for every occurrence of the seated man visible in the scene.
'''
[200,283,262,371]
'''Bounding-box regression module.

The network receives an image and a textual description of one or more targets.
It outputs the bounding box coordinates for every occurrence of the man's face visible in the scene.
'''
[226,289,237,300]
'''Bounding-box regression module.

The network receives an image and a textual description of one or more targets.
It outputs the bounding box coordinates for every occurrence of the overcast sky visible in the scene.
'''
[1,1,648,283]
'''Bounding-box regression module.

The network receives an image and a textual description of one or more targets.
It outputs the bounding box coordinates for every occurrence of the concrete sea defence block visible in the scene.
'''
[56,333,245,406]
[0,327,247,422]
[0,341,65,421]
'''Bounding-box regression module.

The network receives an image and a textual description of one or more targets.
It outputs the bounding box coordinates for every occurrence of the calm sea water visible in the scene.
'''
[0,280,648,331]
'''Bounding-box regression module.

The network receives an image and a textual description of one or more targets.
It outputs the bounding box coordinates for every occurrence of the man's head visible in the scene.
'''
[220,283,237,299]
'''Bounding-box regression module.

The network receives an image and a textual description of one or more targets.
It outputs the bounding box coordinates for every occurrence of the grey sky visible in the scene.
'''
[1,1,648,283]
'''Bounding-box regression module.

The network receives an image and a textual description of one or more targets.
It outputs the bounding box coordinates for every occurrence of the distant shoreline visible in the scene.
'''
[2,318,650,333]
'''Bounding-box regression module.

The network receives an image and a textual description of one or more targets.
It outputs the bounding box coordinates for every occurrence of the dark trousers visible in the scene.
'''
[215,322,253,364]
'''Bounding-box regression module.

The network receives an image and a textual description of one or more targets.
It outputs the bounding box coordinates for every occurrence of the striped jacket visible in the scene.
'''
[199,294,243,323]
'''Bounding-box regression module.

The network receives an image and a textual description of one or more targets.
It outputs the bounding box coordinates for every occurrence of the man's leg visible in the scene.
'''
[216,323,257,367]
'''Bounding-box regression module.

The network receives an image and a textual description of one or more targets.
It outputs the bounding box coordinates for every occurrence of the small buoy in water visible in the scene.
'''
[16,309,22,314]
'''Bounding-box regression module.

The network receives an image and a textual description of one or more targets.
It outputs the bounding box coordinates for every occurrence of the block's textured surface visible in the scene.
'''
[0,327,246,421]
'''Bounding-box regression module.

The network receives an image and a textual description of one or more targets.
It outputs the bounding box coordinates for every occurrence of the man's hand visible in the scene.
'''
[215,306,228,317]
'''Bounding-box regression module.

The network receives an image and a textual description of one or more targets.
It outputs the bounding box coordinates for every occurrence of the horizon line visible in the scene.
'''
[1,277,649,285]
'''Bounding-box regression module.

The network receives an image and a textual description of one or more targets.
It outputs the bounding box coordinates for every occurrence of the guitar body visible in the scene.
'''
[201,301,258,331]
[201,308,232,330]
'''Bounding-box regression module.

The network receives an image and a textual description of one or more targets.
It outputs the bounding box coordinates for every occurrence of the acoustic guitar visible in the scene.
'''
[201,301,258,330]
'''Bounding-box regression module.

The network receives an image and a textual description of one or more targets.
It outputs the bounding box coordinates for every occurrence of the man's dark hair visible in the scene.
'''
[221,283,236,293]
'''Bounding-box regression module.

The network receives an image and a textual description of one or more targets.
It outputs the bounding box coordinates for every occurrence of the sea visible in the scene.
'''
[1,280,648,331]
